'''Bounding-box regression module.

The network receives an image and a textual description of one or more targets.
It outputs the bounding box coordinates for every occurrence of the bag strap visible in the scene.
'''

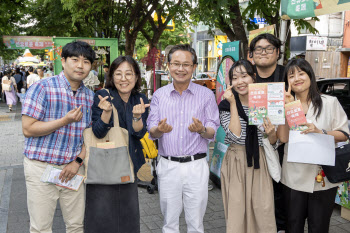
[337,130,350,140]
[103,89,120,128]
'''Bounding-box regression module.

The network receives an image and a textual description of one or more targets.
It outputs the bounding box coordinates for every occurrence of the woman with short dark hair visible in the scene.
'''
[84,56,149,233]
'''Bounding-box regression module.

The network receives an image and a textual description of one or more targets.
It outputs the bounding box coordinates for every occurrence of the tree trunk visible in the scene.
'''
[124,29,138,56]
[229,3,248,59]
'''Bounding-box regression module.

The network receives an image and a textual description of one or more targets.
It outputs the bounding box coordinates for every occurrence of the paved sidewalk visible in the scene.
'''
[0,101,349,233]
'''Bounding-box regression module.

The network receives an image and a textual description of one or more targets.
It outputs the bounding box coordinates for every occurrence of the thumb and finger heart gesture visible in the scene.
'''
[65,105,83,123]
[158,117,204,134]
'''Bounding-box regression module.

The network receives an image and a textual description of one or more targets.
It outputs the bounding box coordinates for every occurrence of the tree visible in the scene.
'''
[58,0,158,56]
[136,20,191,60]
[0,0,28,61]
[192,0,248,57]
[192,0,319,60]
[140,0,191,51]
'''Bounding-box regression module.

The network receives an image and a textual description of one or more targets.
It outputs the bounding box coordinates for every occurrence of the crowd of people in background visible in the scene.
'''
[0,64,54,111]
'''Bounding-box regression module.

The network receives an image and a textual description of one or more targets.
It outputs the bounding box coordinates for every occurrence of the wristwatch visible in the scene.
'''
[321,129,327,135]
[132,116,142,122]
[199,127,207,135]
[74,156,83,166]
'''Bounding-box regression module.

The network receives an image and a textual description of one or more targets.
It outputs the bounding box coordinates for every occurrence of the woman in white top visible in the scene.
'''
[278,58,349,233]
[1,70,18,111]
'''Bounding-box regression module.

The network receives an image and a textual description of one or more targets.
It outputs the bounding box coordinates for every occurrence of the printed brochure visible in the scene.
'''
[40,165,85,191]
[248,82,285,125]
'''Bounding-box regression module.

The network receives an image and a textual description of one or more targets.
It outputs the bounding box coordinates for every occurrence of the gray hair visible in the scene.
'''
[167,44,197,65]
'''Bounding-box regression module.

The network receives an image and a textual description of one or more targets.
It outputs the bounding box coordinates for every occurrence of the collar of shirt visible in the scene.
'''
[168,81,196,97]
[57,71,85,92]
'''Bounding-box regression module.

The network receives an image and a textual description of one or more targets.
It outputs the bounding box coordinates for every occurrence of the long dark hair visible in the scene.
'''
[105,56,142,95]
[284,58,322,119]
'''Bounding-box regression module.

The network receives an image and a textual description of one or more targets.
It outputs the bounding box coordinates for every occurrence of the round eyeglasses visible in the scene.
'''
[113,73,134,80]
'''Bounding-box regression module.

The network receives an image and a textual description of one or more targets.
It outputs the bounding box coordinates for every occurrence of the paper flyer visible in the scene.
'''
[248,83,285,125]
[285,100,307,131]
[40,165,85,191]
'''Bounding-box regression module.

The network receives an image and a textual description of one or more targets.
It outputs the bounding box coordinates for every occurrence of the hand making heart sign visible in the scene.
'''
[132,98,150,118]
[188,117,205,134]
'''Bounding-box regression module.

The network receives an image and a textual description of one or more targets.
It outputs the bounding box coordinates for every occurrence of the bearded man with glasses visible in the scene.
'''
[147,44,220,233]
[250,33,287,233]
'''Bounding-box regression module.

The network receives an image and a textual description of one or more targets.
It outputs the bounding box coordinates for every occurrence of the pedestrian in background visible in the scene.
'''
[85,56,149,233]
[218,60,277,233]
[1,70,18,112]
[21,41,95,233]
[278,58,349,233]
[147,44,220,233]
[13,68,24,92]
[26,66,40,89]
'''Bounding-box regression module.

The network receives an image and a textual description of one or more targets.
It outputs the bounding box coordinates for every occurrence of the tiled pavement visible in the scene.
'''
[0,101,349,232]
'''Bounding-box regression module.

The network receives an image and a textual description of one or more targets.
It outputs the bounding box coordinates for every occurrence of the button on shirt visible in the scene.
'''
[22,71,94,165]
[147,81,220,157]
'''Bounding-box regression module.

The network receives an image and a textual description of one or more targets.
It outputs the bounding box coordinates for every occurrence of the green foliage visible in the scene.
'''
[294,18,320,35]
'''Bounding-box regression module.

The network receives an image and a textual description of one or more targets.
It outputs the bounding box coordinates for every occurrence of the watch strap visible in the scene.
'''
[74,156,83,166]
[132,116,142,122]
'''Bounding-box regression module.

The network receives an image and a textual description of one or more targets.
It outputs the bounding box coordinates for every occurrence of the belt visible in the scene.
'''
[161,153,207,163]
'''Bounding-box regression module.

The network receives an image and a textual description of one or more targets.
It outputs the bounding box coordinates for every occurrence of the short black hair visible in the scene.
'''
[284,58,322,119]
[249,33,282,60]
[61,41,95,64]
[29,66,34,72]
[103,64,109,68]
[105,56,142,95]
[37,66,43,71]
[168,44,197,65]
[228,59,256,85]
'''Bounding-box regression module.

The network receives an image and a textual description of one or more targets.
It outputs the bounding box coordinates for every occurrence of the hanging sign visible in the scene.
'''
[282,0,350,20]
[3,36,53,49]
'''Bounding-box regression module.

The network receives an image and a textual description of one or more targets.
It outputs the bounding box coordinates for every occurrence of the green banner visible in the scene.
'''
[3,36,53,49]
[282,0,350,20]
[210,41,240,180]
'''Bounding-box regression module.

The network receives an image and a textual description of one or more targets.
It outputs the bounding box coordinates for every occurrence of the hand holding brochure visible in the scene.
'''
[40,165,85,191]
[248,82,285,125]
[285,100,307,131]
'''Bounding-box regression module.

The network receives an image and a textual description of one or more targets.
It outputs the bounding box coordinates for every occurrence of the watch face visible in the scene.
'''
[75,157,83,163]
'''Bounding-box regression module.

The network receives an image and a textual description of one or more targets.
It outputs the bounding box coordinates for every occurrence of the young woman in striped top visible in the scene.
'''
[218,60,277,233]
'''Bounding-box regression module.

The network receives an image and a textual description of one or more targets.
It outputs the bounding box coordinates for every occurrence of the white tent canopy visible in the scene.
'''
[18,49,39,63]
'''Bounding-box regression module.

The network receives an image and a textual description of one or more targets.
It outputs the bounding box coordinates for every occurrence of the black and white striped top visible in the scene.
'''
[219,106,264,146]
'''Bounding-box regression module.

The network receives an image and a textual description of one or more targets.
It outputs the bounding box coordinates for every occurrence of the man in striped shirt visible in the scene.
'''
[147,44,220,233]
[22,41,95,233]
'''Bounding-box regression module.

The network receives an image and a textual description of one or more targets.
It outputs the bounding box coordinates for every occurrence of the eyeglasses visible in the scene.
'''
[113,73,134,80]
[169,63,193,69]
[254,46,276,54]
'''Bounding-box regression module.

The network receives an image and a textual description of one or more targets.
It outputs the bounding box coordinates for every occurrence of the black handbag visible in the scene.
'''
[322,130,350,183]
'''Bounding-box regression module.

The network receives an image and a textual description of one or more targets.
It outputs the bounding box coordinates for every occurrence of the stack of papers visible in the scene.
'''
[40,165,85,191]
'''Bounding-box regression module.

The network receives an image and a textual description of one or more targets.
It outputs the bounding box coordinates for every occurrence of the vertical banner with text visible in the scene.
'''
[210,41,240,185]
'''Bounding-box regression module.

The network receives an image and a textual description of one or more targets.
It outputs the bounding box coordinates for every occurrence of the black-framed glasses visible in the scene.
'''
[113,73,134,80]
[169,63,193,69]
[254,46,276,54]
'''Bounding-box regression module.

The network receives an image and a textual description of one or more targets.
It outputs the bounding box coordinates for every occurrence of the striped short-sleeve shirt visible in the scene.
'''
[22,71,94,165]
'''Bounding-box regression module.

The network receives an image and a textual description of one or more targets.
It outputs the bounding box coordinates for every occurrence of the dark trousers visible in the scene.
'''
[284,186,337,233]
[84,182,140,233]
[275,145,287,231]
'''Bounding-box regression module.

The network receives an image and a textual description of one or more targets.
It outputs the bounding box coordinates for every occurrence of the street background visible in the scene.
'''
[0,102,349,233]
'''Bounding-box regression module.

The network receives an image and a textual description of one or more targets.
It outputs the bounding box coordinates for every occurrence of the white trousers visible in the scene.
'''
[24,157,85,233]
[157,156,209,233]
